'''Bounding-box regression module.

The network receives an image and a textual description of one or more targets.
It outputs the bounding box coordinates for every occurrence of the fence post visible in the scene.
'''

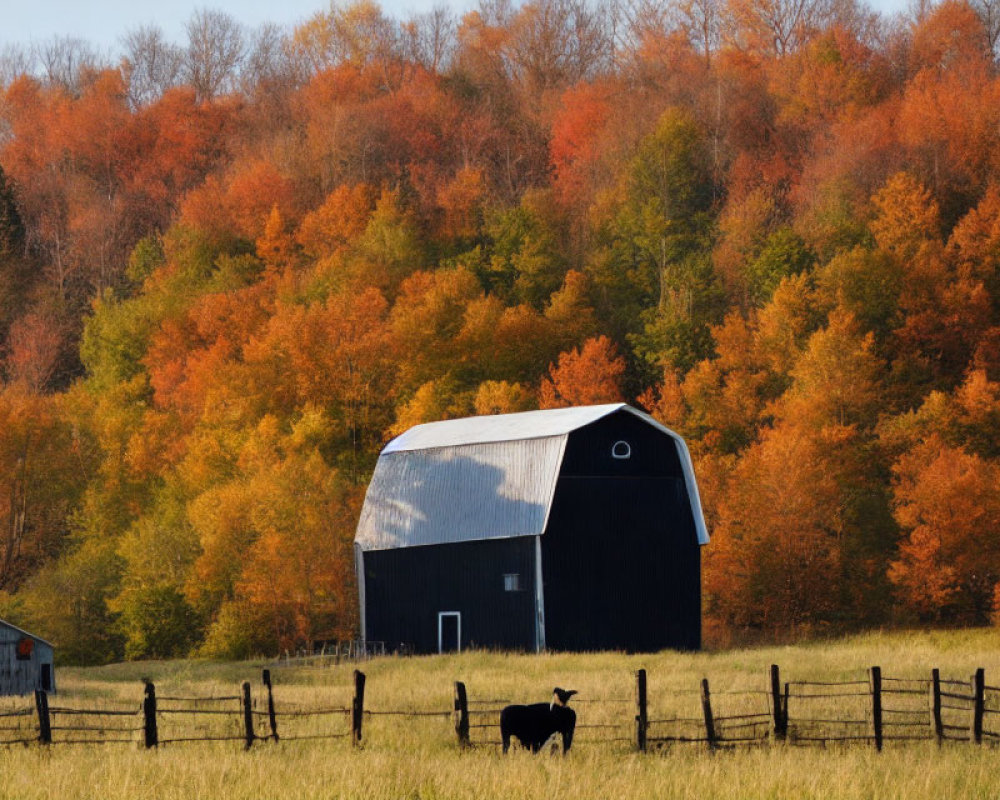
[143,681,158,749]
[242,681,255,750]
[971,668,985,745]
[700,678,717,751]
[769,664,786,742]
[262,669,279,742]
[352,669,366,746]
[454,681,470,748]
[783,682,790,741]
[34,690,51,745]
[929,668,943,746]
[635,669,648,753]
[869,666,883,752]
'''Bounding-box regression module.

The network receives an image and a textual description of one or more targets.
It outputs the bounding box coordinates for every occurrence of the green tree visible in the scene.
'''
[482,190,570,308]
[590,108,722,375]
[745,228,816,307]
[110,488,202,659]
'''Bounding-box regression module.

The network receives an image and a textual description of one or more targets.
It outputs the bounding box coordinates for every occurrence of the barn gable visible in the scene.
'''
[355,403,708,552]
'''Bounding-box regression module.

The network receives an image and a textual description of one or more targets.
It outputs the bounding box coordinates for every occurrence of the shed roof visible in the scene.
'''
[0,619,53,648]
[355,404,709,551]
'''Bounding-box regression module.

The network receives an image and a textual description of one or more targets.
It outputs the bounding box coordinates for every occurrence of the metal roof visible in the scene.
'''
[355,404,709,551]
[383,403,631,452]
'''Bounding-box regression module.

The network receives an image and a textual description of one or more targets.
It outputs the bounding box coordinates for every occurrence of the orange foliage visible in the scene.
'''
[908,0,992,74]
[773,28,891,129]
[10,0,1000,658]
[436,167,485,240]
[256,206,297,269]
[5,310,65,392]
[949,183,1000,283]
[296,183,376,259]
[224,160,298,240]
[180,160,297,242]
[549,82,613,205]
[870,172,941,259]
[705,421,846,631]
[889,436,1000,623]
[129,87,237,212]
[539,336,625,408]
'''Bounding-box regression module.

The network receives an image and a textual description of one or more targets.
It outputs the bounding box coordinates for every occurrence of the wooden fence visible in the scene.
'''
[632,664,1000,751]
[275,641,391,669]
[2,664,1000,752]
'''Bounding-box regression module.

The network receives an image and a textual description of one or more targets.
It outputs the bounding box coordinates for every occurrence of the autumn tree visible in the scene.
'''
[190,412,360,657]
[679,311,772,453]
[0,387,90,592]
[539,335,626,407]
[889,436,1000,623]
[120,25,184,108]
[400,6,457,72]
[503,0,612,98]
[0,44,32,89]
[291,0,399,79]
[0,166,32,343]
[34,36,105,92]
[183,9,246,101]
[548,80,615,208]
[725,0,856,57]
[5,309,67,392]
[948,183,1000,319]
[704,421,847,633]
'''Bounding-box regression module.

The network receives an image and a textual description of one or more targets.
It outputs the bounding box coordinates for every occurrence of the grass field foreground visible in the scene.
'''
[3,628,1000,799]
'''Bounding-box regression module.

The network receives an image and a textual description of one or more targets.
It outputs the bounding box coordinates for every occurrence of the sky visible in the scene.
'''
[2,0,911,56]
[1,0,477,55]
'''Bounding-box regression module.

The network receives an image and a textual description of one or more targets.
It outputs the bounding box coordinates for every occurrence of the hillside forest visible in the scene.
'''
[2,0,1000,663]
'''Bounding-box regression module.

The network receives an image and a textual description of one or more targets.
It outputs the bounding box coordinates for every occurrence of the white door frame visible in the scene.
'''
[438,611,461,653]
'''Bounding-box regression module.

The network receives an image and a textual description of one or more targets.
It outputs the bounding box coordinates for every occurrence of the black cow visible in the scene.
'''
[500,688,577,754]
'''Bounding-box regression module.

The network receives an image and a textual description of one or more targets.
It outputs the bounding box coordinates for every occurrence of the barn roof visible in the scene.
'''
[384,404,641,452]
[0,619,53,648]
[355,404,709,551]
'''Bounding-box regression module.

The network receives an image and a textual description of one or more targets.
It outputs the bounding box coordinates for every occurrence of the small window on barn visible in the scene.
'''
[612,440,632,459]
[15,637,33,660]
[504,573,522,592]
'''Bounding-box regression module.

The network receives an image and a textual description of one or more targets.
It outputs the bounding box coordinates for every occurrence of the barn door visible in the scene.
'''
[438,612,461,653]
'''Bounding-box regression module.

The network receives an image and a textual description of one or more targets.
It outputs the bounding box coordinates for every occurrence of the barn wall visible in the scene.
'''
[0,624,55,696]
[542,413,701,652]
[363,536,538,654]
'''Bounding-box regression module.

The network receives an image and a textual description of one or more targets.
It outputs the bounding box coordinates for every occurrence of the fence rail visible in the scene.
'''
[4,662,1000,754]
[275,641,391,669]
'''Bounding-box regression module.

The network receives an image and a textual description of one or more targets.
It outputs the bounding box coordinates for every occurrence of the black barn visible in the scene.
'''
[354,404,709,653]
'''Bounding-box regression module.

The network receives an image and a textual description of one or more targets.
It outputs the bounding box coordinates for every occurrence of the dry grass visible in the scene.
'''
[2,628,1000,799]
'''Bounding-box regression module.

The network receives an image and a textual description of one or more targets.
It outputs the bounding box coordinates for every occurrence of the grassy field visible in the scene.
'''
[3,628,1000,799]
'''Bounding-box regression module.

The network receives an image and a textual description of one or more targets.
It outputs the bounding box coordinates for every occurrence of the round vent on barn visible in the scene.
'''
[611,440,631,459]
